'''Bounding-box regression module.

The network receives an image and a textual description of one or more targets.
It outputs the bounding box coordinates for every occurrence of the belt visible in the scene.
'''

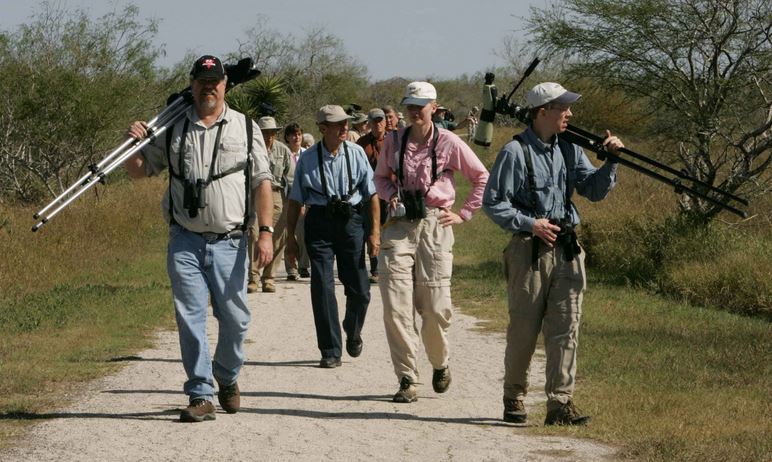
[513,230,580,269]
[197,229,244,241]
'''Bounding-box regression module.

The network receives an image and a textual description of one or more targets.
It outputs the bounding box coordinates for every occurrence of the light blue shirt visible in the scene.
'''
[289,140,376,206]
[482,126,618,233]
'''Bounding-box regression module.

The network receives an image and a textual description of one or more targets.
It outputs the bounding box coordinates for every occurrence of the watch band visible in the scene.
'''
[258,225,274,234]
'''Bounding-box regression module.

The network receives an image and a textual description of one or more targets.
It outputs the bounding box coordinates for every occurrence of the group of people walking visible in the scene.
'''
[125,55,623,426]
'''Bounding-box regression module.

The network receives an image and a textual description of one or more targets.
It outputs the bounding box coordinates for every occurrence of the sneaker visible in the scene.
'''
[503,398,527,423]
[544,401,591,426]
[345,336,363,358]
[393,377,417,403]
[286,274,299,281]
[262,282,276,293]
[247,281,259,293]
[432,366,451,393]
[319,357,341,368]
[179,398,216,423]
[217,381,240,414]
[299,268,310,278]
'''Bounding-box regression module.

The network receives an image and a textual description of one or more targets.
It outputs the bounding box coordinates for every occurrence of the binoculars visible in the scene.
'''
[393,190,426,220]
[326,195,353,220]
[183,179,208,218]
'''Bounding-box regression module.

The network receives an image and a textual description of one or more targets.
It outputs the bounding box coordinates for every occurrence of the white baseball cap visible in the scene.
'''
[525,82,581,108]
[400,81,437,106]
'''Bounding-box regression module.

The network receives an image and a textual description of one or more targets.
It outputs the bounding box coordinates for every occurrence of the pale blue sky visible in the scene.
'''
[0,0,541,81]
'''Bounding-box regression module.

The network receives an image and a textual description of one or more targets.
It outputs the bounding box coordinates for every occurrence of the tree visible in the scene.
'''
[526,0,771,221]
[0,3,168,203]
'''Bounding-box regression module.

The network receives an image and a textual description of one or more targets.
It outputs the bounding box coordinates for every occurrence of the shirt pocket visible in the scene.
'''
[218,138,247,175]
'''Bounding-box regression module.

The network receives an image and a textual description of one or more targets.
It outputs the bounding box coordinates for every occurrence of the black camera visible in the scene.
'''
[326,195,353,220]
[183,179,208,218]
[402,190,427,220]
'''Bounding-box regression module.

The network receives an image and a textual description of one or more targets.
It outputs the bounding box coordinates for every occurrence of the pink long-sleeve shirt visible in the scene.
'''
[374,125,489,221]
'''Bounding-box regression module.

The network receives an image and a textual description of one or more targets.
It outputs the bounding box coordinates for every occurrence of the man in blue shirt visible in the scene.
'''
[482,82,624,426]
[285,105,381,368]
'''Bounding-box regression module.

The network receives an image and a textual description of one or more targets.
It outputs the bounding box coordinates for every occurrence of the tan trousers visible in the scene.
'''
[249,189,284,283]
[378,209,454,383]
[502,234,586,409]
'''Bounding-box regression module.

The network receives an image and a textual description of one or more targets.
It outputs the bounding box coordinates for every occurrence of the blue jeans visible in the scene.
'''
[167,225,251,402]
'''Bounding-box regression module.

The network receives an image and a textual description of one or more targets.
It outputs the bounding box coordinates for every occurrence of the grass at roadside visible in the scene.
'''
[0,179,174,448]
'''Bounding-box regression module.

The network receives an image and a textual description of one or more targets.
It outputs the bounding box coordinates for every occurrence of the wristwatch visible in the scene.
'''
[258,225,274,234]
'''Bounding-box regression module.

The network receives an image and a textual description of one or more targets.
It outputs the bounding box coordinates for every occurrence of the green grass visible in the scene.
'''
[0,179,174,448]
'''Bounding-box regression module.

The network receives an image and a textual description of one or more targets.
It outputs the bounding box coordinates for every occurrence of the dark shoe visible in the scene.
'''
[286,273,299,281]
[432,366,452,393]
[544,401,591,426]
[503,398,527,423]
[345,336,363,358]
[319,357,341,368]
[299,268,310,278]
[217,381,240,414]
[179,398,216,423]
[368,273,378,284]
[393,377,417,403]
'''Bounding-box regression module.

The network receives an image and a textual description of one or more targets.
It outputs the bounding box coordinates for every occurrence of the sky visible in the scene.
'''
[0,0,541,81]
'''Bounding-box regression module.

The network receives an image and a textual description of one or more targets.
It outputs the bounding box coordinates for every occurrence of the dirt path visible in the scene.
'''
[1,275,617,461]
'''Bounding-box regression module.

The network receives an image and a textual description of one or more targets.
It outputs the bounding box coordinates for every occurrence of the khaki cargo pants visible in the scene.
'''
[378,208,454,383]
[503,234,586,409]
[249,189,285,284]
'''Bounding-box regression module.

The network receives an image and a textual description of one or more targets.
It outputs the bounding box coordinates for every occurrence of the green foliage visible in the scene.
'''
[0,3,171,203]
[226,74,288,121]
[526,0,772,220]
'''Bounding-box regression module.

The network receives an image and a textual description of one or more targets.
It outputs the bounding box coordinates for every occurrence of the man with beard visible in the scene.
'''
[125,55,274,422]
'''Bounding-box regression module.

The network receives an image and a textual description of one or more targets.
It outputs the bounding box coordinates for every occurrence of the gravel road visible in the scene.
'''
[1,275,617,461]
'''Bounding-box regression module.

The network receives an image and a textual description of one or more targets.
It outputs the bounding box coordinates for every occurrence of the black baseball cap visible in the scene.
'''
[190,55,225,80]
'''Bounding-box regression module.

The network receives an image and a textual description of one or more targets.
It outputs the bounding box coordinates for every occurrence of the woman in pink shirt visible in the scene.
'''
[374,81,489,403]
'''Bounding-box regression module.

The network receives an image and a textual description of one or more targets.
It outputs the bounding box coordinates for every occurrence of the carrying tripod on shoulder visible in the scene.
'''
[474,58,749,218]
[31,58,260,232]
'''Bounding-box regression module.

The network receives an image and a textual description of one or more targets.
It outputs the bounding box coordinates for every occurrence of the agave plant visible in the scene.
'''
[226,74,288,122]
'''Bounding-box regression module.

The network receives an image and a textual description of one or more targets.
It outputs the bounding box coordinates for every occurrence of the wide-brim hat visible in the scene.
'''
[350,112,368,124]
[257,116,282,131]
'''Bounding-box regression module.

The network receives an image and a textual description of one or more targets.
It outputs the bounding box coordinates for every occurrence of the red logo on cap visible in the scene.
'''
[202,58,217,69]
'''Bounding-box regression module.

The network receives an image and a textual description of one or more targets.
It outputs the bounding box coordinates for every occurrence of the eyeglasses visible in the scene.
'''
[546,104,571,113]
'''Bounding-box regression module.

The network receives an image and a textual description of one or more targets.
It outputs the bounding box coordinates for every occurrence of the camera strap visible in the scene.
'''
[397,125,440,190]
[316,142,355,199]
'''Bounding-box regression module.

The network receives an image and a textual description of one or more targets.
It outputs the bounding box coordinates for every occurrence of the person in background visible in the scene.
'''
[383,105,400,132]
[482,82,622,426]
[283,122,310,280]
[347,112,368,142]
[356,108,389,283]
[249,116,291,293]
[125,55,274,422]
[374,82,489,403]
[301,133,315,149]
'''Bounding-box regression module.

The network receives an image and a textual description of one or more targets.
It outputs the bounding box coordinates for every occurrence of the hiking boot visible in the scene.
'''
[503,398,527,423]
[299,268,310,278]
[262,282,276,293]
[217,381,240,414]
[544,401,591,426]
[393,377,417,403]
[247,281,259,293]
[432,366,451,393]
[319,357,341,368]
[179,398,216,423]
[368,273,378,284]
[286,274,299,281]
[345,336,363,358]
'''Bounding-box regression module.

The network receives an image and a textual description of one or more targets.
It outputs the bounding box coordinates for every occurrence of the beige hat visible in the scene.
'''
[401,81,437,106]
[257,116,282,131]
[316,105,350,123]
